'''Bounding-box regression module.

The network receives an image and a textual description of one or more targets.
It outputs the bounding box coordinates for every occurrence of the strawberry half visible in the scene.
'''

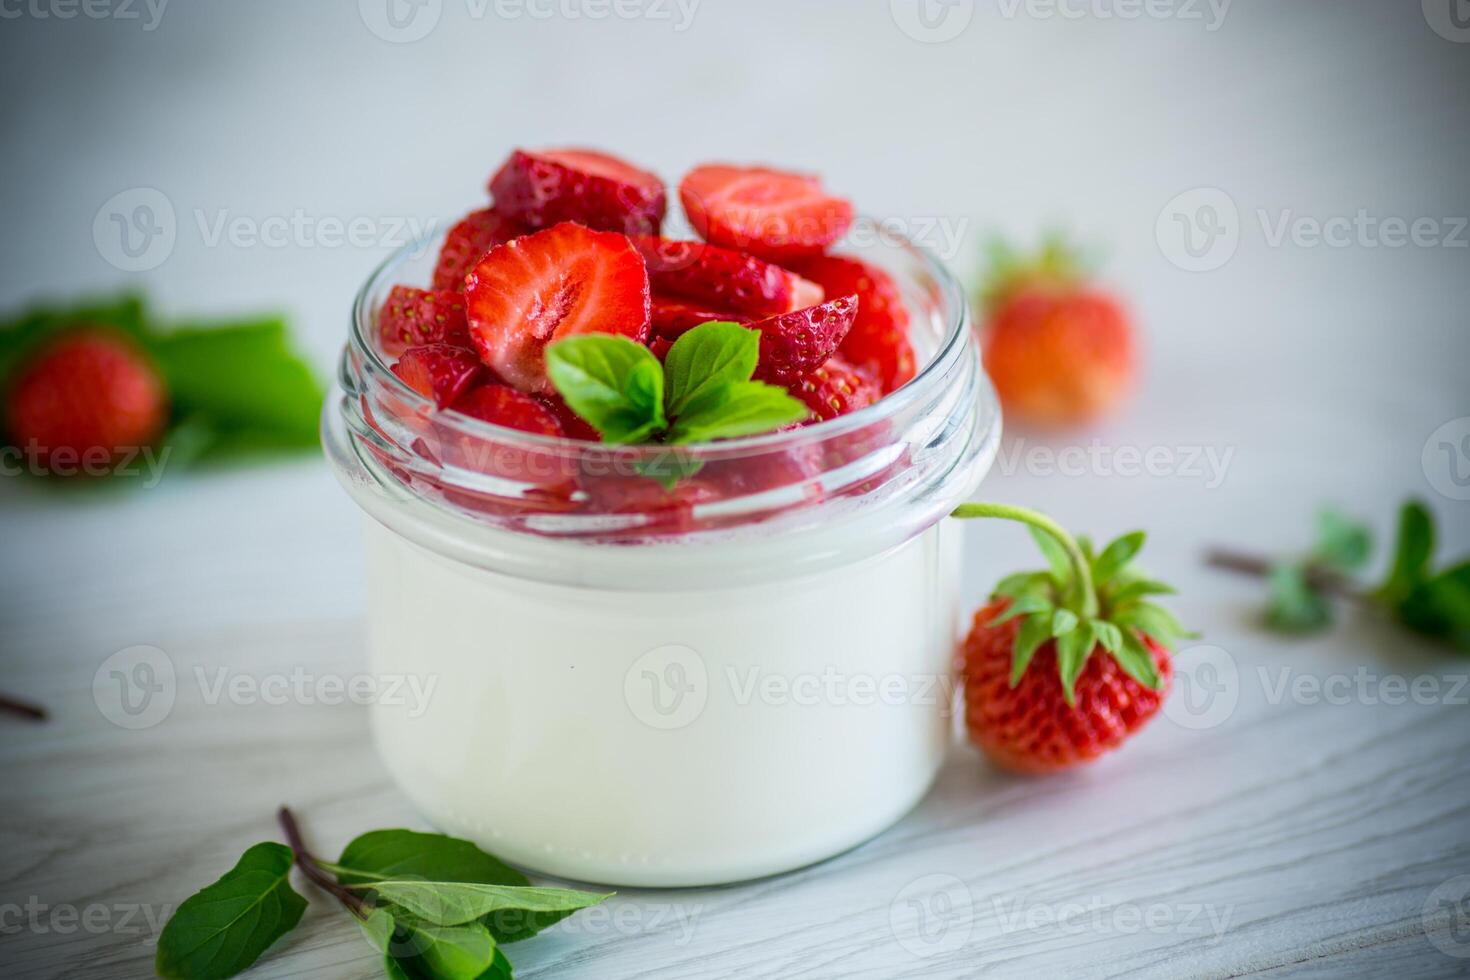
[632,236,823,316]
[791,255,916,393]
[464,222,651,394]
[432,208,526,291]
[379,285,471,356]
[391,344,483,409]
[749,295,858,384]
[679,164,854,262]
[649,295,749,340]
[537,393,603,441]
[452,383,564,436]
[789,354,880,422]
[489,148,666,237]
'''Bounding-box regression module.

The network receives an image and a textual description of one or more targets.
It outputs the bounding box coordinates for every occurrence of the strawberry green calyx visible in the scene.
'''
[951,502,1196,705]
[978,233,1093,313]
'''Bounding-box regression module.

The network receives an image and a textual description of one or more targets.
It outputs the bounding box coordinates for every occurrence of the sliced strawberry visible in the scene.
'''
[391,344,483,409]
[649,294,749,339]
[790,355,880,422]
[647,336,674,362]
[452,384,564,436]
[791,255,916,393]
[631,236,823,316]
[537,393,603,441]
[465,222,651,394]
[379,285,470,356]
[679,164,854,262]
[488,148,666,236]
[581,473,720,536]
[432,208,526,291]
[749,295,858,384]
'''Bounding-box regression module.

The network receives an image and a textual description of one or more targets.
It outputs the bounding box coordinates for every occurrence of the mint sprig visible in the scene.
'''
[951,502,1195,704]
[545,321,808,449]
[155,807,611,980]
[1207,499,1469,652]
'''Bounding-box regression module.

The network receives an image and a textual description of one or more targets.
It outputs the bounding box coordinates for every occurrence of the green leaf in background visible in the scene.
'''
[1375,500,1435,606]
[1092,531,1146,583]
[1264,563,1333,633]
[154,842,307,980]
[149,317,323,459]
[544,334,666,444]
[666,380,807,444]
[1312,508,1372,573]
[361,880,609,930]
[1398,562,1470,653]
[333,829,595,944]
[0,294,149,388]
[661,320,757,418]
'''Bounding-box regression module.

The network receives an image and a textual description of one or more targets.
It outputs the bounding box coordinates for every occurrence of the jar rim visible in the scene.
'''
[347,220,975,457]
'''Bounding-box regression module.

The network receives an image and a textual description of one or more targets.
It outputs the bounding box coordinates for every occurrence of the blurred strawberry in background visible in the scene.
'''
[978,236,1136,429]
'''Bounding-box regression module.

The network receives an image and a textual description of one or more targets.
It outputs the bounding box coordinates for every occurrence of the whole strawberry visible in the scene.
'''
[979,238,1136,429]
[5,328,168,470]
[952,503,1192,773]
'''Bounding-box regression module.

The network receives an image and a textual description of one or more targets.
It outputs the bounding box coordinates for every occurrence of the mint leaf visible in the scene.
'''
[362,880,609,929]
[362,907,497,980]
[1264,563,1332,633]
[149,318,323,458]
[662,321,758,418]
[633,449,705,491]
[1377,500,1434,606]
[1313,508,1372,573]
[333,829,579,945]
[667,381,807,443]
[155,843,307,980]
[1398,562,1470,652]
[545,335,666,444]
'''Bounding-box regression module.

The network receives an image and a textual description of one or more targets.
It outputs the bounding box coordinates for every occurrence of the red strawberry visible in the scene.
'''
[980,238,1136,428]
[464,222,651,394]
[445,383,573,489]
[537,394,602,441]
[631,236,823,316]
[788,355,879,422]
[750,296,858,385]
[649,295,749,340]
[432,208,526,291]
[488,148,666,237]
[391,344,483,409]
[452,383,563,436]
[5,328,167,469]
[950,507,1187,773]
[582,472,720,536]
[791,255,915,393]
[679,164,854,262]
[379,285,470,356]
[647,336,674,362]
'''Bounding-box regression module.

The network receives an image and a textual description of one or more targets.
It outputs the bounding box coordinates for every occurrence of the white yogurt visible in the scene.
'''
[364,516,964,887]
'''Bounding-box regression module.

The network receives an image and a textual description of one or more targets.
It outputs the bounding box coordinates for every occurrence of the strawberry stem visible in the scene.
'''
[951,502,1099,618]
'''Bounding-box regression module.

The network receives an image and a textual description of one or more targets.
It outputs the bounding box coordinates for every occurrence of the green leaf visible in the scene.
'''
[1263,563,1333,634]
[1376,500,1435,606]
[991,595,1052,626]
[1113,600,1196,648]
[149,318,323,457]
[666,381,807,444]
[633,450,705,491]
[333,830,570,944]
[0,293,149,388]
[1093,531,1146,584]
[362,880,609,930]
[1010,613,1053,686]
[1092,619,1123,654]
[1055,621,1097,705]
[362,908,497,980]
[155,842,307,980]
[992,571,1054,602]
[1397,562,1470,652]
[1028,525,1073,584]
[544,334,666,444]
[1050,608,1079,637]
[1312,508,1372,573]
[1108,579,1176,607]
[1111,628,1164,690]
[662,321,759,418]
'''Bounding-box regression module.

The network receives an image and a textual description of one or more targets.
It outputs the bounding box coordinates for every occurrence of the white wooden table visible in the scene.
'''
[2,1,1468,976]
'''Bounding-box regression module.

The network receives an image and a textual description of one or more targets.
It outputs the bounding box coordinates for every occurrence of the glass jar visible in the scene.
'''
[323,225,999,887]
